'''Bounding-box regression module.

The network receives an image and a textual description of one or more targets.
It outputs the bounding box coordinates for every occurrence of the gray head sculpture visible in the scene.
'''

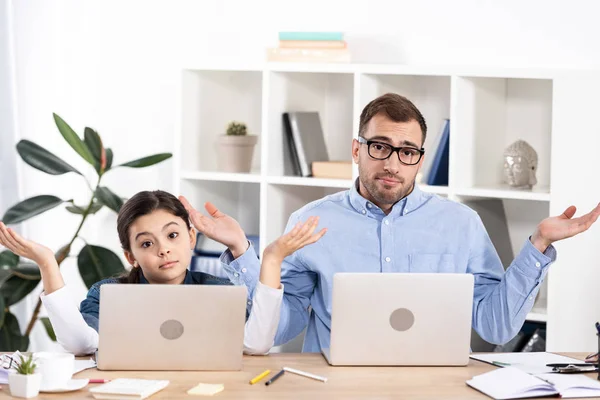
[503,140,538,189]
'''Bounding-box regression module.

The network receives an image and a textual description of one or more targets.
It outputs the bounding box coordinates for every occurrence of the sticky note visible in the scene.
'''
[187,383,225,396]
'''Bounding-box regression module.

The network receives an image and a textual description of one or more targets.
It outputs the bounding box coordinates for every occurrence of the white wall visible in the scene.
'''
[3,0,600,350]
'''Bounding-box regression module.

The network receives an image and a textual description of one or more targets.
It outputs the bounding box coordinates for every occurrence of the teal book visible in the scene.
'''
[279,32,344,41]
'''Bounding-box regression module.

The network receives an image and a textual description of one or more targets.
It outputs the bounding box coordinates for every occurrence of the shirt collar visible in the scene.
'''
[139,269,192,284]
[349,177,428,219]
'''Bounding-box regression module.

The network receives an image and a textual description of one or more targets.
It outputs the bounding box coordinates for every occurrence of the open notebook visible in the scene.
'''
[467,367,600,399]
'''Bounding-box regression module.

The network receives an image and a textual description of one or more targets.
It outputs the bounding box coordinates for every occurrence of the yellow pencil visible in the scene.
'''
[249,369,271,385]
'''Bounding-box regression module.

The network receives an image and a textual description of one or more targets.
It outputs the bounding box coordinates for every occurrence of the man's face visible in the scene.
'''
[352,113,425,209]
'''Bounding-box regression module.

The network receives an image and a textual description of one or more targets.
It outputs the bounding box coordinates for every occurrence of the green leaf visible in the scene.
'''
[2,195,64,224]
[78,245,126,288]
[0,252,18,285]
[53,113,95,166]
[105,148,113,170]
[12,262,41,280]
[40,317,56,341]
[0,251,19,269]
[1,275,40,306]
[84,127,104,173]
[95,187,123,213]
[16,140,82,176]
[65,202,103,215]
[118,153,172,168]
[0,295,5,327]
[0,312,29,351]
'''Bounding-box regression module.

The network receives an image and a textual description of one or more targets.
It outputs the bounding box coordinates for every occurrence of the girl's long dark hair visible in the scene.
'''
[116,190,191,283]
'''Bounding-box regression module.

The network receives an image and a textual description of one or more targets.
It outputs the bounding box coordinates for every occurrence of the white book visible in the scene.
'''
[467,367,600,399]
[470,352,587,375]
[90,378,169,400]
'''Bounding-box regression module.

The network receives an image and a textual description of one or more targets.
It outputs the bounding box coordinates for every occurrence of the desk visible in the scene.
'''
[0,353,594,399]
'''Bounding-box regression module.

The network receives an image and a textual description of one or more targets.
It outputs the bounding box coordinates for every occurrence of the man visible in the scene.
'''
[183,93,600,352]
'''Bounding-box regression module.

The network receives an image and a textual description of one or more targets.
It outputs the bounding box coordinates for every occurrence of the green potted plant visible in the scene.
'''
[217,121,257,173]
[8,354,41,398]
[0,113,172,350]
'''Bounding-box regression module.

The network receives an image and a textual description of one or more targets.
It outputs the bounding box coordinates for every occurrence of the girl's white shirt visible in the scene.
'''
[40,280,282,356]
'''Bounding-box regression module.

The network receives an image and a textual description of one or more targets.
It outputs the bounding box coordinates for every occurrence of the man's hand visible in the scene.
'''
[530,203,600,253]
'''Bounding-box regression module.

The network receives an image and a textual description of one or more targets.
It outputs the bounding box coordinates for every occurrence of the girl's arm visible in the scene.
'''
[243,217,326,355]
[0,222,98,355]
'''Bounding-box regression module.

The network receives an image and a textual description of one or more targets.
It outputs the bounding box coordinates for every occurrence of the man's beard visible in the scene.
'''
[358,166,412,207]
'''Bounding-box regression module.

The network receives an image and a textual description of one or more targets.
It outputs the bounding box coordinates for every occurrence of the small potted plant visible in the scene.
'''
[217,121,258,173]
[8,354,42,398]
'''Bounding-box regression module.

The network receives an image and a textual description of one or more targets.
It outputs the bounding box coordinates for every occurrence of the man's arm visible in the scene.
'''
[468,213,555,344]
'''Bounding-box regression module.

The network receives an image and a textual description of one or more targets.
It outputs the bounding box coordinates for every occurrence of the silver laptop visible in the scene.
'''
[97,284,247,371]
[322,273,474,366]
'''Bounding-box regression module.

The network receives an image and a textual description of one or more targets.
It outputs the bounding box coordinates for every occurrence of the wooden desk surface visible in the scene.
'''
[0,353,595,399]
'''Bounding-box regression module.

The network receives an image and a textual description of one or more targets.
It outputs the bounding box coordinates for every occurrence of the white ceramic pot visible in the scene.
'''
[217,135,258,173]
[8,373,42,398]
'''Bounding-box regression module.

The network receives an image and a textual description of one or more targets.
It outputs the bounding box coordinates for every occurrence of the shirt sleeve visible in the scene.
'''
[40,285,99,356]
[243,281,284,355]
[469,213,556,345]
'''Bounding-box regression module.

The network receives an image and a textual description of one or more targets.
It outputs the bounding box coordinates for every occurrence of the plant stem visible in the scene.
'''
[24,177,102,337]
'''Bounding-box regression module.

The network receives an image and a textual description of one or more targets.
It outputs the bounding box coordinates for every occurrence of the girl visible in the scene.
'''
[0,190,325,355]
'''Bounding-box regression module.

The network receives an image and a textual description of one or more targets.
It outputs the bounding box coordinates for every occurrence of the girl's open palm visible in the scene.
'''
[264,216,327,261]
[0,222,54,265]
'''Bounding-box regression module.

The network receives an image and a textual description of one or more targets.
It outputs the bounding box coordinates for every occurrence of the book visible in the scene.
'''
[279,40,347,49]
[466,366,600,399]
[312,161,352,179]
[90,378,169,399]
[426,118,449,186]
[266,47,351,63]
[417,119,447,184]
[282,112,330,177]
[279,32,344,41]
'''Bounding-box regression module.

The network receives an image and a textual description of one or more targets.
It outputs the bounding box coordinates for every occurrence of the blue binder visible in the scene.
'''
[426,119,450,186]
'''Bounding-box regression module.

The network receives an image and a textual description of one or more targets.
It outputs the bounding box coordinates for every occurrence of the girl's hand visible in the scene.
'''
[264,216,327,262]
[179,196,248,258]
[0,222,55,267]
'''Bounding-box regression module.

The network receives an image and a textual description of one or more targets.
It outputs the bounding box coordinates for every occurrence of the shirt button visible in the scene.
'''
[529,296,533,300]
[367,203,372,208]
[241,268,247,273]
[385,257,391,262]
[247,300,252,306]
[384,220,389,225]
[535,262,541,268]
[362,210,366,215]
[234,273,239,277]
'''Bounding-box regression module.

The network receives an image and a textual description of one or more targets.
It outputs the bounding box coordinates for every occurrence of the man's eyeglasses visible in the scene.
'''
[357,136,425,166]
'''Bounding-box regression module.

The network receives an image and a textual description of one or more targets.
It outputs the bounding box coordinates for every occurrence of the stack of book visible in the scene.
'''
[267,32,350,63]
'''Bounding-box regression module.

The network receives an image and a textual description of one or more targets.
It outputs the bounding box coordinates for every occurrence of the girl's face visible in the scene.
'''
[124,209,196,284]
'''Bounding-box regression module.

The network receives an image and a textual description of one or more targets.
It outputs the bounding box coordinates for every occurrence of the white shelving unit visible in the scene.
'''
[175,63,600,352]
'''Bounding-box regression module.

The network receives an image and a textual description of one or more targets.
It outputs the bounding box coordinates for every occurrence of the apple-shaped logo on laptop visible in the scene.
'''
[160,320,184,340]
[389,308,415,332]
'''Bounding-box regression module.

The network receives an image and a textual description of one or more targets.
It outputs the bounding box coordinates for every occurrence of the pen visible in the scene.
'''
[249,369,271,385]
[265,369,285,386]
[546,363,594,368]
[88,379,111,384]
[283,367,327,383]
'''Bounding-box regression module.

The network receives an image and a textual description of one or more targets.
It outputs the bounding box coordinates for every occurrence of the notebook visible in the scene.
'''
[89,378,169,399]
[466,367,600,399]
[470,352,587,375]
